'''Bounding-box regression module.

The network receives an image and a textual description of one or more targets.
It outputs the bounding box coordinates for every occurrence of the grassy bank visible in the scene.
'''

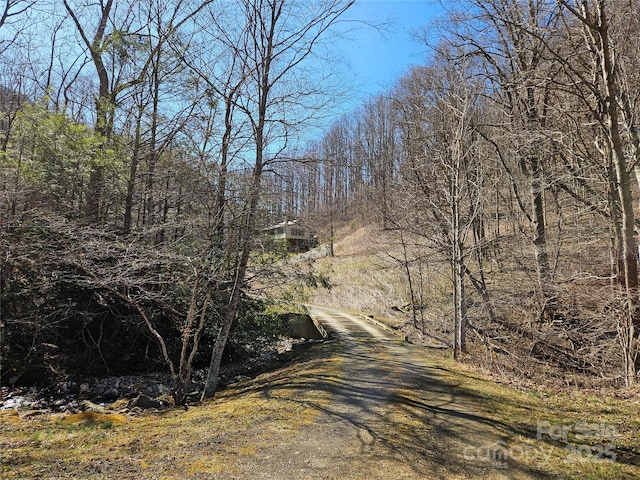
[0,341,342,480]
[421,348,640,479]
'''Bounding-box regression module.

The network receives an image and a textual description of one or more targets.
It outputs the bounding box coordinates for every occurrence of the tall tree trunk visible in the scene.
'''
[452,151,467,359]
[146,47,163,230]
[85,166,104,223]
[124,107,144,234]
[529,154,556,320]
[63,0,114,224]
[453,203,467,359]
[202,162,262,398]
[212,96,233,247]
[597,1,639,385]
[202,22,270,395]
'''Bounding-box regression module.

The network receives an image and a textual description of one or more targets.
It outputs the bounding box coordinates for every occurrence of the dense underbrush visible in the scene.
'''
[291,221,629,390]
[0,213,284,389]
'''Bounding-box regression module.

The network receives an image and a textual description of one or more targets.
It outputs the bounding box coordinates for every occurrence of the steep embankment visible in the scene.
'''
[300,221,625,392]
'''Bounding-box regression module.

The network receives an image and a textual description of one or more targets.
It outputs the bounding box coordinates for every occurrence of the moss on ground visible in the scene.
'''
[1,338,638,479]
[0,341,341,480]
[414,351,640,479]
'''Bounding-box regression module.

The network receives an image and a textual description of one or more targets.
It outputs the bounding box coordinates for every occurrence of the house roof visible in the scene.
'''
[263,219,305,231]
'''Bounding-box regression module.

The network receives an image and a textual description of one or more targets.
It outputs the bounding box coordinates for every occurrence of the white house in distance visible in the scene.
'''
[263,220,315,252]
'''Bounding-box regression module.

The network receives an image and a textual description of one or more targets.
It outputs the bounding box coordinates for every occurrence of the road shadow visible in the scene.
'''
[223,331,558,479]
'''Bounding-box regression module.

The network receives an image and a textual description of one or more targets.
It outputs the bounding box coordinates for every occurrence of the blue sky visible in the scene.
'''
[338,0,444,109]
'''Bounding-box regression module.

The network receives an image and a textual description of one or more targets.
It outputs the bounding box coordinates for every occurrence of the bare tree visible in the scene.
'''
[444,0,564,320]
[0,0,34,56]
[61,0,213,223]
[396,58,486,358]
[554,0,639,385]
[201,0,354,398]
[354,95,399,228]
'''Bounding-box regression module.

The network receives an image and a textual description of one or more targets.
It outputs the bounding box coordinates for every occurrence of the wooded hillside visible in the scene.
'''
[272,0,640,388]
[0,0,353,404]
[2,0,640,400]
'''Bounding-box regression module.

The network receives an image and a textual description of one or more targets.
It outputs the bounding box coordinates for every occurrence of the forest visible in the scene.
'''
[2,0,640,406]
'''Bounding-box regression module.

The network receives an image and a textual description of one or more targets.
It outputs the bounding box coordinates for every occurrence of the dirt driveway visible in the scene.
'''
[229,306,554,479]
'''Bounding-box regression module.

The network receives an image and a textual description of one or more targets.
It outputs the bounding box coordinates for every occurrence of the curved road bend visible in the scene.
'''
[234,306,554,480]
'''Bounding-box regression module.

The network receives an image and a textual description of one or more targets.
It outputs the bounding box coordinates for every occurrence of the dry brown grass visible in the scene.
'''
[0,342,342,479]
[297,221,632,390]
[2,324,639,479]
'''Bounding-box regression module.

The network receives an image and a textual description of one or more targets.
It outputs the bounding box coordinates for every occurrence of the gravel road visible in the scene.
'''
[230,306,554,479]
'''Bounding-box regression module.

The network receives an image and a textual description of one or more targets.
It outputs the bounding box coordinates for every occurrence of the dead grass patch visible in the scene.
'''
[429,354,640,479]
[0,341,342,480]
